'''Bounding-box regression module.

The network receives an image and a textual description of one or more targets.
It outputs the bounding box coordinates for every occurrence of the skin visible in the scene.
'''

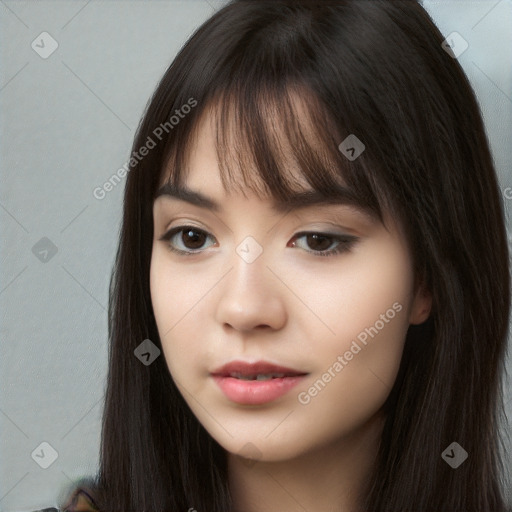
[150,110,432,512]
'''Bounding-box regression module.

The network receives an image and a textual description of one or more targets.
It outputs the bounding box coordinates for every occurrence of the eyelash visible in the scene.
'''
[158,226,358,258]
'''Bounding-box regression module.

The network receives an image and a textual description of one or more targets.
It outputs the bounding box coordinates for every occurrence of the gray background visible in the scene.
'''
[0,1,510,510]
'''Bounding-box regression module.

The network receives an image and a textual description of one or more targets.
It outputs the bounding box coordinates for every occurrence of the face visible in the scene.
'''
[150,111,432,463]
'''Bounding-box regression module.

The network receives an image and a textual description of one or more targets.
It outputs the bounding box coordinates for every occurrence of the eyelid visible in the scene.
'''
[157,222,355,242]
[158,225,216,244]
[159,224,360,258]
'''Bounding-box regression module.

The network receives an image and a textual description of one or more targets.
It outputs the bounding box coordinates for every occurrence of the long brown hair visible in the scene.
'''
[60,1,511,510]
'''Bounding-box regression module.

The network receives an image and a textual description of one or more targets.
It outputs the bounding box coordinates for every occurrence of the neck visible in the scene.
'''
[227,410,385,512]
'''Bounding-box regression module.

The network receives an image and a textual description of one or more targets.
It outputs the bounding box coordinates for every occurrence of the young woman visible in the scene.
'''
[58,0,511,510]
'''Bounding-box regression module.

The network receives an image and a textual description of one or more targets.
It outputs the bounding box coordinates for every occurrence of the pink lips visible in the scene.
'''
[211,360,308,405]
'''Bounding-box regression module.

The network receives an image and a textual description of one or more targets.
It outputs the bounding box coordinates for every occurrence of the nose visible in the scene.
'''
[214,247,287,333]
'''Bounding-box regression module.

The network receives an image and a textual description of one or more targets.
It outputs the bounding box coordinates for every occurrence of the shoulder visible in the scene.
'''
[60,486,100,511]
[54,475,102,512]
[32,478,100,512]
[30,487,99,512]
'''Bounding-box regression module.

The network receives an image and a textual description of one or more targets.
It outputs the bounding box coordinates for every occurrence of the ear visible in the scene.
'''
[409,282,432,325]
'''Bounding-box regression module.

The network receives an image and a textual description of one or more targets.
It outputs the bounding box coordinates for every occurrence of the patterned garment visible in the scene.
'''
[32,488,99,511]
[61,487,100,511]
[32,482,100,511]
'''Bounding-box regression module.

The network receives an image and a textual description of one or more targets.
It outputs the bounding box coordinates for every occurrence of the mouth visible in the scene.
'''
[222,372,302,381]
[211,360,309,405]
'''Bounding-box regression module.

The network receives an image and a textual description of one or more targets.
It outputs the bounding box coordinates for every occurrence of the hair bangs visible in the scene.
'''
[161,79,389,226]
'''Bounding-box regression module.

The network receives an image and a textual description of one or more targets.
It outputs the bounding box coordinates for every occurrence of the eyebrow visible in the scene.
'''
[154,182,377,218]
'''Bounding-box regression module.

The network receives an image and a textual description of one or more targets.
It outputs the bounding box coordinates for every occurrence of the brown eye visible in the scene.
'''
[159,226,358,258]
[159,226,216,255]
[180,228,208,249]
[303,234,334,251]
[289,232,358,257]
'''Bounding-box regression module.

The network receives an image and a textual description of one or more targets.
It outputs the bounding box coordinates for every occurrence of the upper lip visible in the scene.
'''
[211,360,308,377]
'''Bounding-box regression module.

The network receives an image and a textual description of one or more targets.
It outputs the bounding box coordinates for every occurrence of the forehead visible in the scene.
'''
[159,91,316,197]
[154,85,393,232]
[156,108,373,216]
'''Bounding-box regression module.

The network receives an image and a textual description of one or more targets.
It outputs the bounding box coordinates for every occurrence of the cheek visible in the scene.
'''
[290,240,413,394]
[290,234,414,350]
[291,240,414,430]
[292,306,407,450]
[149,247,216,382]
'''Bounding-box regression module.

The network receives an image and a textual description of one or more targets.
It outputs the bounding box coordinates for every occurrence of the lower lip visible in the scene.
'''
[212,375,307,405]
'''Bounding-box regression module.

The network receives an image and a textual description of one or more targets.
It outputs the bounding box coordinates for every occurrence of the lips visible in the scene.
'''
[210,360,308,379]
[210,360,309,405]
